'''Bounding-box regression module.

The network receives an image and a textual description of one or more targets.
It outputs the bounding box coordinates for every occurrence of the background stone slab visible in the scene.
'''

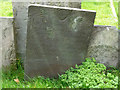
[12,1,81,59]
[0,18,2,70]
[0,17,16,67]
[87,25,119,67]
[25,5,96,78]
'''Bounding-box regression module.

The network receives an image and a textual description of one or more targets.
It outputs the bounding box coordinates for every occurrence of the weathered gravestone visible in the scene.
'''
[87,25,119,68]
[0,33,1,90]
[25,5,96,78]
[0,17,16,68]
[12,1,81,59]
[0,18,2,70]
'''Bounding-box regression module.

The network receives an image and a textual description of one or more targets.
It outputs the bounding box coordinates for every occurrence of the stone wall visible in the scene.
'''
[0,17,16,67]
[12,1,81,59]
[87,25,119,67]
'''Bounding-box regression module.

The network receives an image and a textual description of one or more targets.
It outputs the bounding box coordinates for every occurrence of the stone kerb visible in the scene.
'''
[0,17,16,68]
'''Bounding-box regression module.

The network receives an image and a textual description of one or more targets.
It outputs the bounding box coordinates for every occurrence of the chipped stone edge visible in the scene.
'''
[29,4,96,13]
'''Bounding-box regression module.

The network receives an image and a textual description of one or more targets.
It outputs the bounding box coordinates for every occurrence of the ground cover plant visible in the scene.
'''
[2,58,119,88]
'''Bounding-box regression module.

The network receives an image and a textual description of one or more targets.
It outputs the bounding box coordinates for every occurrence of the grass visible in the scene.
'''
[0,1,13,17]
[82,2,118,27]
[2,58,119,88]
[0,1,118,28]
[2,61,63,88]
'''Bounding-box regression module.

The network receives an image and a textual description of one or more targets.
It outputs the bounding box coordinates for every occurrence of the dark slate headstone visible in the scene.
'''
[25,5,96,78]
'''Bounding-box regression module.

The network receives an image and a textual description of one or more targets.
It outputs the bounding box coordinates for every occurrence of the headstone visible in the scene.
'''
[87,25,119,68]
[25,5,96,78]
[118,1,120,30]
[0,17,16,67]
[0,18,2,70]
[12,1,81,59]
[118,2,120,70]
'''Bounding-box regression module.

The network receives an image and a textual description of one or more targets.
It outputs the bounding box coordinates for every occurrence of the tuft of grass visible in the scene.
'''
[0,1,13,17]
[2,58,119,88]
[2,60,63,88]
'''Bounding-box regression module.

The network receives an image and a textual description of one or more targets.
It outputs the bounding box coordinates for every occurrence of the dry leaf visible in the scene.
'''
[14,78,20,83]
[16,58,20,60]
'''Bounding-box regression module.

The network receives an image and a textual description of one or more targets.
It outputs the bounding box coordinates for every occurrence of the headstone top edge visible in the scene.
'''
[94,25,117,28]
[29,4,96,13]
[94,25,118,31]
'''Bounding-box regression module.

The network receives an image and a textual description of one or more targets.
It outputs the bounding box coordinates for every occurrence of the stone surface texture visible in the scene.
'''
[12,1,81,59]
[0,18,1,88]
[87,25,119,67]
[0,17,16,67]
[25,5,96,78]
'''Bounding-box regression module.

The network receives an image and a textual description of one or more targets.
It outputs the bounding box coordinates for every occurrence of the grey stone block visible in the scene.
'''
[12,2,29,59]
[12,1,81,59]
[0,17,16,67]
[87,25,119,67]
[25,5,96,78]
[0,18,2,70]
